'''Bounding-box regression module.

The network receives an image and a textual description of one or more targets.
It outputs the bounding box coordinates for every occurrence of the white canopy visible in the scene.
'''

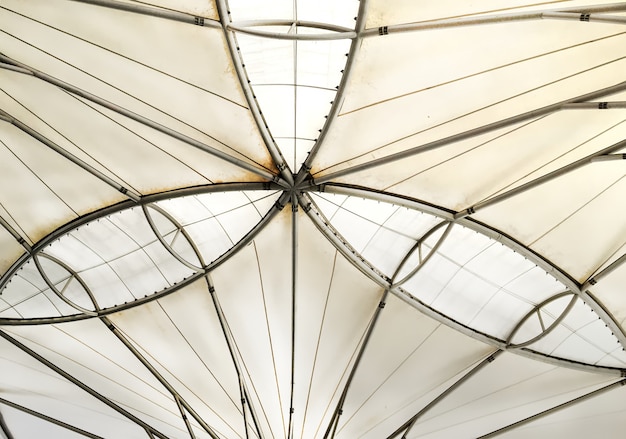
[0,0,625,438]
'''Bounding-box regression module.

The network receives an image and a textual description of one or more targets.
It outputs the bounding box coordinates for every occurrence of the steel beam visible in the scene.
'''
[583,252,626,290]
[0,109,141,202]
[101,316,220,439]
[387,350,502,439]
[228,20,356,41]
[0,329,170,439]
[215,0,294,185]
[206,276,265,439]
[68,0,220,28]
[0,55,284,186]
[456,138,626,219]
[287,194,298,439]
[544,11,626,25]
[311,80,626,185]
[323,290,390,439]
[477,379,626,438]
[0,408,13,439]
[360,3,626,37]
[0,396,102,439]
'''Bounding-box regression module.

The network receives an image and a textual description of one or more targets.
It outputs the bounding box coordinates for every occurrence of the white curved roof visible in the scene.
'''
[0,0,625,437]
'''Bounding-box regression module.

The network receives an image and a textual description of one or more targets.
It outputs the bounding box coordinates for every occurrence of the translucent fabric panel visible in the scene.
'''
[228,0,358,28]
[0,123,79,244]
[0,1,273,174]
[208,208,387,437]
[1,259,64,319]
[311,193,438,277]
[255,84,297,139]
[115,0,219,18]
[1,323,185,438]
[72,264,136,311]
[314,25,626,176]
[498,382,626,438]
[332,295,493,439]
[476,159,626,282]
[2,0,236,103]
[209,210,294,437]
[407,352,618,439]
[155,190,281,266]
[402,223,565,340]
[2,199,216,318]
[235,32,349,172]
[527,299,626,368]
[0,119,125,243]
[275,138,316,172]
[0,74,215,193]
[311,192,570,341]
[291,212,384,438]
[227,0,293,21]
[0,406,99,439]
[364,0,587,27]
[108,280,249,438]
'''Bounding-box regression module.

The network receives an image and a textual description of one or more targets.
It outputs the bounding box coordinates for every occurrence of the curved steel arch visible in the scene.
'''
[0,185,288,325]
[0,182,281,292]
[298,187,626,375]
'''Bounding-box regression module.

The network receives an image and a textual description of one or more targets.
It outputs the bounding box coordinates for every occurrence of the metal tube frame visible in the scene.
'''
[456,138,626,218]
[0,55,284,186]
[0,109,141,202]
[298,189,626,376]
[0,396,102,439]
[506,292,578,348]
[387,350,502,439]
[142,204,204,272]
[206,276,265,439]
[322,289,390,439]
[477,379,626,438]
[294,0,371,185]
[0,189,290,325]
[32,254,99,316]
[228,20,356,41]
[314,184,626,354]
[287,194,298,439]
[69,0,220,28]
[0,329,170,439]
[310,80,626,186]
[72,1,626,43]
[101,316,221,439]
[0,408,14,439]
[361,5,626,38]
[215,0,293,185]
[391,221,454,288]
